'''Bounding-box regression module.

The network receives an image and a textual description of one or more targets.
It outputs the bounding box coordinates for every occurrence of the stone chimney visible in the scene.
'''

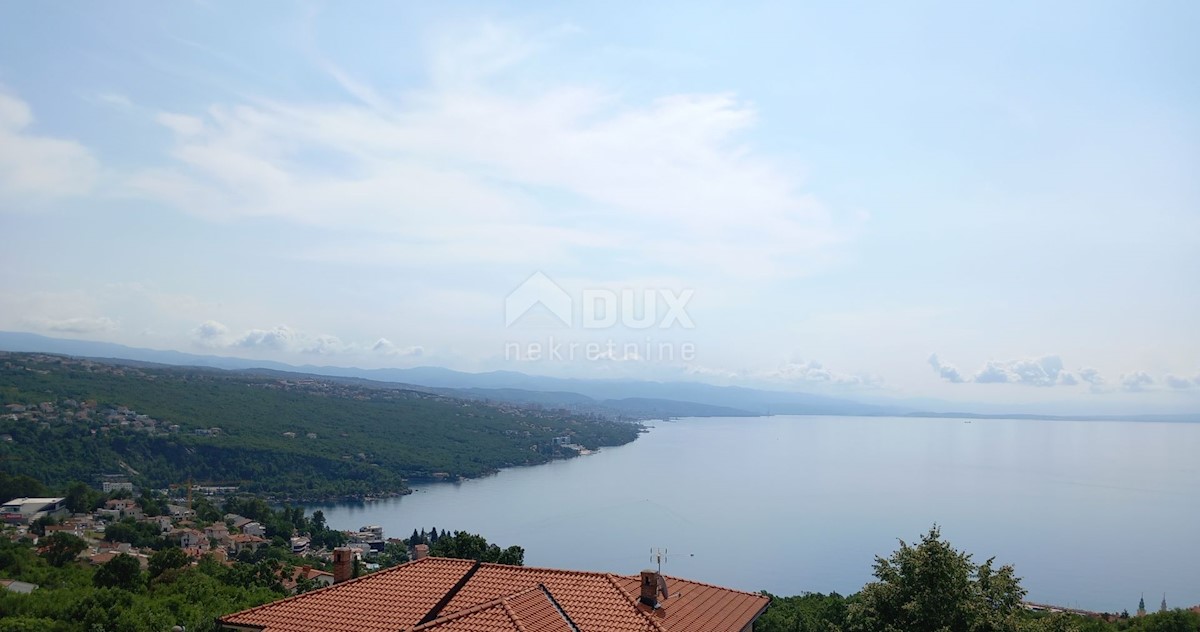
[333,547,354,584]
[412,543,430,560]
[639,570,668,609]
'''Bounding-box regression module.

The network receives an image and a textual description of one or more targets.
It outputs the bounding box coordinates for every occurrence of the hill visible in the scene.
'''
[0,332,895,417]
[0,352,639,501]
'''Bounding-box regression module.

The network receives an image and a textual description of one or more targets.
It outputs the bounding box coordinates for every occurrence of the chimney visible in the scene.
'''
[412,543,429,560]
[333,547,354,584]
[639,570,668,608]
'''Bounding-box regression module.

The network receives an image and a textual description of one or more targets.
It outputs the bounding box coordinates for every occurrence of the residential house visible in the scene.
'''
[103,498,143,520]
[172,528,207,550]
[205,523,232,544]
[87,546,139,566]
[230,533,268,556]
[280,566,335,593]
[218,556,768,632]
[166,504,195,520]
[226,514,254,531]
[44,523,86,538]
[242,521,266,538]
[149,515,173,534]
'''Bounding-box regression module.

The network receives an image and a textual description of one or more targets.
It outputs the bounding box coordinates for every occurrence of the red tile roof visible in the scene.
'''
[222,557,476,632]
[412,586,575,632]
[219,558,768,632]
[443,565,659,632]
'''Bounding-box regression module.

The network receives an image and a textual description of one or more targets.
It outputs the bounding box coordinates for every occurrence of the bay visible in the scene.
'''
[308,415,1200,613]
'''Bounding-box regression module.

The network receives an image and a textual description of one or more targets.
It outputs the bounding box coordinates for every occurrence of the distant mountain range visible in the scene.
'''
[2,331,1196,423]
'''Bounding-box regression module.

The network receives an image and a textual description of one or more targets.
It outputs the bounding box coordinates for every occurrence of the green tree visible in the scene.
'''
[103,518,162,548]
[137,490,166,517]
[29,515,57,537]
[429,531,524,565]
[148,546,190,579]
[0,472,47,501]
[63,481,99,514]
[93,553,143,591]
[755,592,849,632]
[38,532,86,567]
[310,510,327,533]
[845,525,1025,632]
[1125,610,1200,632]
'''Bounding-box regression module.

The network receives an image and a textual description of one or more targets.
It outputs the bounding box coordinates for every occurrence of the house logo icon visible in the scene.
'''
[505,272,572,328]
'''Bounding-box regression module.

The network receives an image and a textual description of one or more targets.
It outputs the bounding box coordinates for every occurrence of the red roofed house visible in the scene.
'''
[218,555,768,632]
[279,565,336,593]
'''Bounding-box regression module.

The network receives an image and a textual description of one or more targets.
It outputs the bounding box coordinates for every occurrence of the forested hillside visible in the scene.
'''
[0,353,639,500]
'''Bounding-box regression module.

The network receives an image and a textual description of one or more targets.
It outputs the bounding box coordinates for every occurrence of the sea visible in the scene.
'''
[307,415,1200,613]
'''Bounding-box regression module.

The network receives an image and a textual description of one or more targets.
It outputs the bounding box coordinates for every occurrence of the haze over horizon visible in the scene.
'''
[2,2,1197,413]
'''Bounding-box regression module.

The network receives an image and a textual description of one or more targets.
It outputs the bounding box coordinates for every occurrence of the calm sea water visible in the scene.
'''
[308,416,1199,612]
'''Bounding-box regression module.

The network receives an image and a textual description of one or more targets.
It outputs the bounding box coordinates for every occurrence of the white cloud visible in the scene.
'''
[0,91,99,203]
[96,93,132,108]
[156,112,205,136]
[934,361,1196,394]
[188,322,422,359]
[928,353,964,383]
[762,359,881,387]
[234,325,297,351]
[372,338,424,358]
[676,358,880,389]
[191,320,229,347]
[972,355,1069,386]
[302,334,348,355]
[32,316,118,334]
[931,354,1079,387]
[1121,371,1154,392]
[127,23,851,280]
[1078,367,1105,386]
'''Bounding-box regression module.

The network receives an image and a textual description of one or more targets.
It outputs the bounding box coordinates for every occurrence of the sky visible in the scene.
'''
[1,1,1197,413]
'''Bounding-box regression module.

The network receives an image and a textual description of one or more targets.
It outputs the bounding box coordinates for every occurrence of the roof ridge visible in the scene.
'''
[220,557,470,623]
[500,596,526,632]
[605,573,668,632]
[416,560,482,625]
[537,583,581,632]
[409,586,545,631]
[475,560,626,578]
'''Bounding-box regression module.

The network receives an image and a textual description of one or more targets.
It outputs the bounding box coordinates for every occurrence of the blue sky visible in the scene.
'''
[1,1,1197,412]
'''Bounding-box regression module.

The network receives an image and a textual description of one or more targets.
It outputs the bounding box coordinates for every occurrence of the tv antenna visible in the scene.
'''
[650,548,668,573]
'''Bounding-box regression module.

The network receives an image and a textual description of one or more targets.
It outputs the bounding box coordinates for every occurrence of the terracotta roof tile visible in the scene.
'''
[443,565,660,632]
[410,586,576,632]
[221,557,476,632]
[219,558,768,632]
[613,575,770,632]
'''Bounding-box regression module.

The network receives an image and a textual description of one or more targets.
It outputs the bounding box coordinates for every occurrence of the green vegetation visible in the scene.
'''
[755,526,1200,632]
[427,530,524,565]
[4,518,1193,632]
[0,501,528,632]
[0,352,640,500]
[0,536,281,632]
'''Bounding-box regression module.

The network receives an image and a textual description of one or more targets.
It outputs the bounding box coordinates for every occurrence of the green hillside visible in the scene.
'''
[0,352,639,500]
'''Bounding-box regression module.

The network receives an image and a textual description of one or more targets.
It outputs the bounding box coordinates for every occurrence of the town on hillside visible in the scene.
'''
[0,491,423,594]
